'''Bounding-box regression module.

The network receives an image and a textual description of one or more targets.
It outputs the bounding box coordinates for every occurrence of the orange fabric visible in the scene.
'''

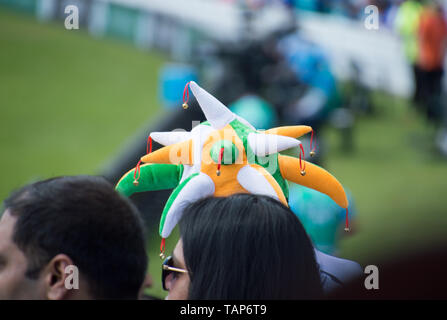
[265,125,312,139]
[201,124,246,166]
[201,125,248,196]
[141,139,193,165]
[203,163,248,197]
[418,8,447,71]
[278,155,348,208]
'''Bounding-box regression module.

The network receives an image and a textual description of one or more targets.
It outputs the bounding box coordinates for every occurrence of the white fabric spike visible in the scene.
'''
[161,172,215,238]
[237,165,279,201]
[247,132,301,157]
[179,124,214,184]
[189,81,235,129]
[150,131,191,146]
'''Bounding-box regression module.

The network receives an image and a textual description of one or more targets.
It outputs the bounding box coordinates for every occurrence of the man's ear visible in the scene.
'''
[42,254,74,300]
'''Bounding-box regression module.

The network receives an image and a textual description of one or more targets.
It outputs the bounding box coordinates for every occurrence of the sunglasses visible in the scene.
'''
[162,255,188,291]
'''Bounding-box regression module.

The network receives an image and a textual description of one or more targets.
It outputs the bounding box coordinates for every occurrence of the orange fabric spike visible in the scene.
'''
[265,125,312,139]
[141,139,193,165]
[278,155,348,209]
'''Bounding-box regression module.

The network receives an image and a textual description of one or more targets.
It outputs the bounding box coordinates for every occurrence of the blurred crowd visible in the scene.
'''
[393,1,447,154]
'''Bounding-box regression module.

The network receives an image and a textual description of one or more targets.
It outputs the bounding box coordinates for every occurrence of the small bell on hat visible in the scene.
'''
[133,160,142,186]
[310,130,316,157]
[160,238,166,260]
[299,144,306,176]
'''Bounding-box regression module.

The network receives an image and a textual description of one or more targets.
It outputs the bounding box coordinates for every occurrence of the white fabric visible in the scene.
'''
[189,81,235,129]
[161,172,215,238]
[150,131,191,146]
[237,165,279,201]
[247,132,301,157]
[191,124,214,175]
[177,124,215,184]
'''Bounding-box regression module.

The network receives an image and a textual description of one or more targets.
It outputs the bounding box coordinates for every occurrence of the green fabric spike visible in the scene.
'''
[116,164,183,197]
[229,119,256,163]
[159,172,199,236]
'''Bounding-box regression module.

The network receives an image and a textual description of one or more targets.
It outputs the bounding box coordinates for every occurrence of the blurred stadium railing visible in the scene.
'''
[1,0,414,98]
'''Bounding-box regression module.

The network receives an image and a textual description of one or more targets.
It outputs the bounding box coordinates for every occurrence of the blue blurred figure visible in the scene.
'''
[159,64,198,109]
[289,183,356,255]
[277,33,341,128]
[229,95,278,129]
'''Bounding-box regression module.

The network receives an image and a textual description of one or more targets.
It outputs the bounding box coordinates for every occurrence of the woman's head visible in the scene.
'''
[165,193,322,300]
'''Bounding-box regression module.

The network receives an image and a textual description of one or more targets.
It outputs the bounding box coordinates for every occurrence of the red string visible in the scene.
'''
[345,208,350,231]
[310,129,316,155]
[160,238,166,256]
[183,81,191,105]
[147,136,152,154]
[133,159,142,183]
[217,147,224,173]
[299,144,306,173]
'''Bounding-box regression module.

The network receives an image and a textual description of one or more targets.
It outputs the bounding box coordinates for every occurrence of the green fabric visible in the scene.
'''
[159,172,199,236]
[116,164,183,197]
[229,118,256,163]
[210,139,239,165]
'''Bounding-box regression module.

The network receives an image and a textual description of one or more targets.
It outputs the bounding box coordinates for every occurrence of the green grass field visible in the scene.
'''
[327,94,447,265]
[1,8,447,299]
[0,9,165,199]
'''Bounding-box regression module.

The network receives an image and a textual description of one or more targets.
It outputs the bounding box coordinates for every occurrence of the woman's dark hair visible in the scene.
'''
[179,193,323,300]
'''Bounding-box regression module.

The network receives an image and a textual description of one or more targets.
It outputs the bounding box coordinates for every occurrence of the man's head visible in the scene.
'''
[0,176,148,300]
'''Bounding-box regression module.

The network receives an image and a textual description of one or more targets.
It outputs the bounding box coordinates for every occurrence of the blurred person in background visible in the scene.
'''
[276,32,342,165]
[288,184,357,256]
[288,184,362,293]
[416,1,447,126]
[382,0,403,29]
[163,194,323,300]
[369,0,396,26]
[395,0,424,105]
[0,176,148,300]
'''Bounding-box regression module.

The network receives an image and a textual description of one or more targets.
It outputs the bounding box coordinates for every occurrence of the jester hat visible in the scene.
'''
[116,81,349,255]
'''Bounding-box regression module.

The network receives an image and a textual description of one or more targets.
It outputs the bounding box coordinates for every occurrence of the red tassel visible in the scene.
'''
[160,238,165,253]
[133,160,142,186]
[299,144,306,176]
[160,238,166,259]
[216,147,224,176]
[147,136,153,154]
[182,81,191,109]
[345,208,350,232]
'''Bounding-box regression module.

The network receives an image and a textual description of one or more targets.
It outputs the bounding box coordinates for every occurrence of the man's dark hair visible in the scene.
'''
[179,193,323,300]
[3,176,148,300]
